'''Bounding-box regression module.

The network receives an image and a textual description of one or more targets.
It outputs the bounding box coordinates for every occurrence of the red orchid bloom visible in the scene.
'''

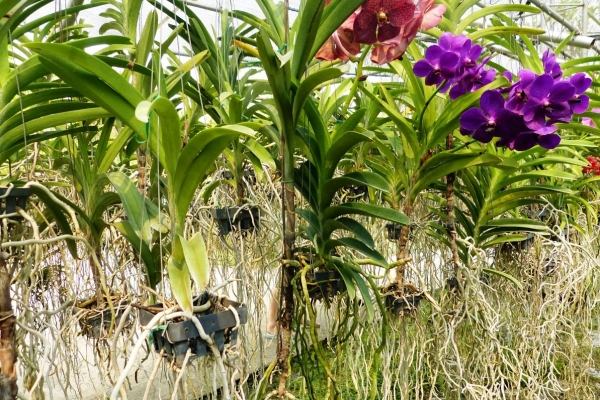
[370,0,446,64]
[316,10,360,61]
[583,156,600,175]
[354,0,416,45]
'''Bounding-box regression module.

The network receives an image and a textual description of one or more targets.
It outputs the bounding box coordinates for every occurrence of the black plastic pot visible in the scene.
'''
[386,294,422,315]
[307,270,345,301]
[138,297,248,367]
[75,305,131,339]
[385,223,402,241]
[0,187,32,220]
[210,206,260,235]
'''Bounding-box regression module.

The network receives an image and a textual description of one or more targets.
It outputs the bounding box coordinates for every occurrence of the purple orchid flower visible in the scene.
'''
[459,90,525,143]
[506,131,562,151]
[505,69,536,114]
[449,57,496,100]
[567,72,592,114]
[413,44,459,86]
[457,40,483,73]
[542,49,562,80]
[522,74,575,130]
[438,32,469,53]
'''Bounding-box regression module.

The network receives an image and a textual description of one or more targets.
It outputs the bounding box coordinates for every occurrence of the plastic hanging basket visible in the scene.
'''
[306,270,345,301]
[138,297,248,367]
[210,206,260,236]
[0,187,32,220]
[385,293,423,316]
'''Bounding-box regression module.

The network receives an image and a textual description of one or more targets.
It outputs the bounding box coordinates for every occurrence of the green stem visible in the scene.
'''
[418,79,448,135]
[450,139,476,153]
[341,46,372,117]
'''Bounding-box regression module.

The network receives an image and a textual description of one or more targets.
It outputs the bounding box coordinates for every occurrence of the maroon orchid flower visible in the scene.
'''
[370,0,446,64]
[316,11,360,61]
[354,0,416,45]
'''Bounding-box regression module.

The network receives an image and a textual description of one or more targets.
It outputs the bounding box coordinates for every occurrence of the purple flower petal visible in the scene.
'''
[449,84,467,100]
[459,127,474,136]
[439,52,459,78]
[535,124,558,134]
[469,44,483,61]
[570,73,592,94]
[571,95,590,114]
[494,110,527,140]
[460,108,488,131]
[425,72,443,86]
[547,103,572,119]
[529,74,554,100]
[413,59,433,77]
[538,133,561,149]
[450,35,468,52]
[480,90,505,116]
[438,32,454,51]
[518,69,536,87]
[501,71,513,82]
[425,45,444,61]
[512,132,539,151]
[548,81,576,103]
[472,125,494,143]
[523,100,542,122]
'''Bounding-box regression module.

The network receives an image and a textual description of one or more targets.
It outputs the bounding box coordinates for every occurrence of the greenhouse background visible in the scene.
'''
[1,0,600,399]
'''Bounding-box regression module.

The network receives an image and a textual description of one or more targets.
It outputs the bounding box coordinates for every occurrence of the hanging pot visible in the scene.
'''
[306,270,345,301]
[385,223,403,241]
[74,297,131,339]
[210,206,260,236]
[385,293,423,315]
[138,296,247,367]
[0,187,32,221]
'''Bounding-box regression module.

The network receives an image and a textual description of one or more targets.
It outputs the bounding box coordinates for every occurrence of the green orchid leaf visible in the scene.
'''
[481,268,523,290]
[179,233,209,292]
[323,203,409,225]
[107,171,152,245]
[351,269,374,322]
[322,217,375,248]
[293,67,343,125]
[291,0,325,79]
[167,256,193,314]
[327,237,387,267]
[324,131,374,180]
[413,153,503,200]
[456,5,539,33]
[321,171,390,209]
[114,221,159,289]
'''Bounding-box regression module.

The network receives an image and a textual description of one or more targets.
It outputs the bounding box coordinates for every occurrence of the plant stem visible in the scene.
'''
[418,79,448,135]
[396,201,412,286]
[341,46,371,117]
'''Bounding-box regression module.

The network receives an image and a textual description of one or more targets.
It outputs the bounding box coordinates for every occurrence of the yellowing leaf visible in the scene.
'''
[135,100,152,123]
[167,256,193,314]
[179,233,210,292]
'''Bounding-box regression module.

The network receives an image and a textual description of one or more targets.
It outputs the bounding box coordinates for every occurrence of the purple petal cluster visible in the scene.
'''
[459,50,591,151]
[413,32,496,99]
